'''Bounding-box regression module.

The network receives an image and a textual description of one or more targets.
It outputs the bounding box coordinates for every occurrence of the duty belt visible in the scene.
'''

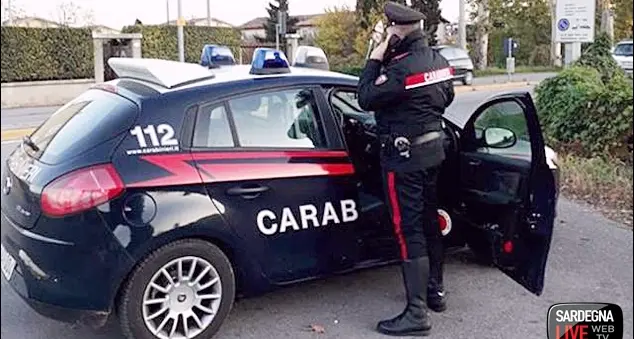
[380,131,443,158]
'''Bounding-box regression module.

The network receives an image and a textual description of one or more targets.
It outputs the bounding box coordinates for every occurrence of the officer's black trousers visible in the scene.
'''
[382,166,443,266]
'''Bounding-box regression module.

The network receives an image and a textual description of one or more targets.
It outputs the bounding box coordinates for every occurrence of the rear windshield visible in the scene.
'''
[26,89,138,164]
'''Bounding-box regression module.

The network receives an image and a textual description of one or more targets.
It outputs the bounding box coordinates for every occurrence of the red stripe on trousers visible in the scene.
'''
[387,172,408,260]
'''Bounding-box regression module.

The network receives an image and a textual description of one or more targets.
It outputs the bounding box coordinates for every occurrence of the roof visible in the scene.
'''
[164,17,234,27]
[1,16,60,27]
[107,58,358,96]
[239,13,326,29]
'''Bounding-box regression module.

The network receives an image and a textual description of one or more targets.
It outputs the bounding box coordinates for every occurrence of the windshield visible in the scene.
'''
[614,43,633,56]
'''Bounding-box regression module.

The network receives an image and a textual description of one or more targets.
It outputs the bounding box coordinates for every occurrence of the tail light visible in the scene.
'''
[41,164,124,217]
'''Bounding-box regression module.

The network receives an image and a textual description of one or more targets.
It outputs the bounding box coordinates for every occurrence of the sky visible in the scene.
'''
[3,0,461,28]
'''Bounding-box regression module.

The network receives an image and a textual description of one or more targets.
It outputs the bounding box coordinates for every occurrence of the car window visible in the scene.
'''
[227,88,326,148]
[473,100,531,159]
[454,48,470,59]
[614,43,633,56]
[193,103,234,148]
[437,48,455,60]
[26,89,138,164]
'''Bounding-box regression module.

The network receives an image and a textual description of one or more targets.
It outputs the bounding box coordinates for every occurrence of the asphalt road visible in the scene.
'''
[0,73,556,132]
[1,85,632,339]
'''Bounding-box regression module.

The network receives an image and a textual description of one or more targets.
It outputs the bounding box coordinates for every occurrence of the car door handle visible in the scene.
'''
[226,185,269,197]
[468,159,482,166]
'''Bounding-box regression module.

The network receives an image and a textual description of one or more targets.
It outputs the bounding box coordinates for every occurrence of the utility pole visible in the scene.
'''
[458,0,467,49]
[550,0,562,66]
[206,0,211,26]
[177,0,184,62]
[166,0,170,24]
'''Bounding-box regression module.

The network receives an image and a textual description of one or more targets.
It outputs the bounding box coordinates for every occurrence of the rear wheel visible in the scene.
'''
[462,71,474,85]
[118,239,235,339]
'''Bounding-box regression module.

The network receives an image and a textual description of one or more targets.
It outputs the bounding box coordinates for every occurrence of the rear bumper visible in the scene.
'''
[1,210,133,327]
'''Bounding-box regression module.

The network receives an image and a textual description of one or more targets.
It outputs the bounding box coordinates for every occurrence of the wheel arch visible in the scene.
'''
[110,230,253,317]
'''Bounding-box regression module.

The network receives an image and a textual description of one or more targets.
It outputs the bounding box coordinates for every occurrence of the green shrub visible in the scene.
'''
[121,25,242,64]
[573,32,622,82]
[535,65,633,161]
[1,27,94,82]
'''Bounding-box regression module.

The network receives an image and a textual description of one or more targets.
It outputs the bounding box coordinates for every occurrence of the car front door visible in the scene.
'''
[189,86,361,284]
[457,92,557,295]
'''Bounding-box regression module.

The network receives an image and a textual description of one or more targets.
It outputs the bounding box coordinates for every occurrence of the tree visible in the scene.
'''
[262,0,298,50]
[1,0,26,24]
[315,6,360,68]
[55,1,94,27]
[613,0,633,40]
[410,0,443,46]
[472,0,490,69]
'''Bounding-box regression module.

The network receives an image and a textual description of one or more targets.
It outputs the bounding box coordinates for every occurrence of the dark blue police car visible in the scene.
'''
[1,48,559,339]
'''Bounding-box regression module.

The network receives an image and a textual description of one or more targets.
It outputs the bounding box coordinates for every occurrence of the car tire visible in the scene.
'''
[118,239,235,339]
[462,71,474,86]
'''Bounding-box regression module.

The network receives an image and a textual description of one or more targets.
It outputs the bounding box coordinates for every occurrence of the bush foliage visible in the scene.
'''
[1,27,94,82]
[121,25,242,64]
[535,33,633,162]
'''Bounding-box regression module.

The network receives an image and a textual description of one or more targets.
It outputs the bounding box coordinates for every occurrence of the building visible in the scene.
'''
[239,14,326,43]
[164,17,234,28]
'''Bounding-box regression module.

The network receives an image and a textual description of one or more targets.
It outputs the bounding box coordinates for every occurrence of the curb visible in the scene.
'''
[1,128,35,142]
[454,81,539,93]
[0,81,538,142]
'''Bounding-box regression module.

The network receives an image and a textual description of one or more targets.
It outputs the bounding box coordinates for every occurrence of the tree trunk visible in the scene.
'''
[474,0,489,70]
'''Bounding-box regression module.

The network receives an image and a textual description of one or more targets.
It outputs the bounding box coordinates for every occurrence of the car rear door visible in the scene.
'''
[189,85,361,284]
[455,92,557,295]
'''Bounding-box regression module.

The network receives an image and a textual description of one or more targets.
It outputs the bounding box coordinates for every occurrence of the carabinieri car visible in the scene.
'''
[1,48,559,339]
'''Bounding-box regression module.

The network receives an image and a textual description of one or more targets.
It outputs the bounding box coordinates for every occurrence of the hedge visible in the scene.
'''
[1,27,94,83]
[121,25,242,64]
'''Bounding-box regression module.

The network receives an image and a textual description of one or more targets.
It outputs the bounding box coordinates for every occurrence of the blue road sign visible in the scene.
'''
[558,18,570,31]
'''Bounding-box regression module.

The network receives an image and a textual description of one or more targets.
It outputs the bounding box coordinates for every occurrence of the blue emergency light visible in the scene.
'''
[249,48,291,75]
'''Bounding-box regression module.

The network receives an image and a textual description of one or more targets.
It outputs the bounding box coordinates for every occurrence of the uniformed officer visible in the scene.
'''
[357,2,455,336]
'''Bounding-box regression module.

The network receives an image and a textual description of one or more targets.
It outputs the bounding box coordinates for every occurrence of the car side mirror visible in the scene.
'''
[483,127,517,148]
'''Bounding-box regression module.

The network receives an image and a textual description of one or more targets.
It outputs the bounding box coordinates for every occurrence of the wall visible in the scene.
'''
[1,79,95,108]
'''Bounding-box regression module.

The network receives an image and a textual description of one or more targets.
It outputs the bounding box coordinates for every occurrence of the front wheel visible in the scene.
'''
[118,239,235,339]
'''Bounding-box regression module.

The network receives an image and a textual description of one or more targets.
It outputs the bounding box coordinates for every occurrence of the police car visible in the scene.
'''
[1,48,559,339]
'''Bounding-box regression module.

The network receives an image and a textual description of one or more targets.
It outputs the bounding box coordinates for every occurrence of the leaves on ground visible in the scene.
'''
[308,324,326,334]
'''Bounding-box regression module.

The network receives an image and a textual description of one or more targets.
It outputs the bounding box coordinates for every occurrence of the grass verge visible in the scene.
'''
[474,66,562,77]
[559,152,633,227]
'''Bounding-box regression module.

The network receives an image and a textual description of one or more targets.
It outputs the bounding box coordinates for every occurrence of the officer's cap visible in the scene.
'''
[384,1,426,25]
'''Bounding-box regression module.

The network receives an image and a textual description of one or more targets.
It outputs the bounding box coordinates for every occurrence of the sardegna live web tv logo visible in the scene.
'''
[547,303,623,339]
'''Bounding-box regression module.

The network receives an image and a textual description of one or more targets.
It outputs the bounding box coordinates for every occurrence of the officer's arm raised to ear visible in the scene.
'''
[357,57,409,112]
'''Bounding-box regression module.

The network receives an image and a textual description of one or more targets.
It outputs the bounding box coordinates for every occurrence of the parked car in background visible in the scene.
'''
[433,45,475,85]
[612,40,633,76]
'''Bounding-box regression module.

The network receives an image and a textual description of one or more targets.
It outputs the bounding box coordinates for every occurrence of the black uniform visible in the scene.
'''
[357,2,454,336]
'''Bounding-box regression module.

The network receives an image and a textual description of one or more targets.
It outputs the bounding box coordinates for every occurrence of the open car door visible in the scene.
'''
[456,92,557,295]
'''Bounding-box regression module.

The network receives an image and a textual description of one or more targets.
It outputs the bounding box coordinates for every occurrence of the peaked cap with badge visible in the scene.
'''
[384,1,426,25]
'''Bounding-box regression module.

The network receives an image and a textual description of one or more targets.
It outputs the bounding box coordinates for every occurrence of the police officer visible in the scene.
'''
[357,2,455,336]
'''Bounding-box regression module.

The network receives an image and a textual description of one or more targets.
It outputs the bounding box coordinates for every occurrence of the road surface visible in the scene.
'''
[1,85,632,339]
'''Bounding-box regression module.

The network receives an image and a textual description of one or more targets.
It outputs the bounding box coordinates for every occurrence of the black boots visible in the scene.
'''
[427,258,447,312]
[377,257,432,336]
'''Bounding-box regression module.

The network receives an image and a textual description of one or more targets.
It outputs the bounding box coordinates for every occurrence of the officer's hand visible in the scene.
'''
[369,33,394,61]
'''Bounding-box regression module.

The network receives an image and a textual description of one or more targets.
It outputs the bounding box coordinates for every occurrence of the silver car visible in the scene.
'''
[434,45,475,85]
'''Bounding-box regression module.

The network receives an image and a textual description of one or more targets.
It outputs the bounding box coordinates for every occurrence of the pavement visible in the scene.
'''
[1,83,632,339]
[0,72,555,140]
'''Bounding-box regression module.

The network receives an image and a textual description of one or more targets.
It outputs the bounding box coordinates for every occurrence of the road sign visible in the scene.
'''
[555,0,595,43]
